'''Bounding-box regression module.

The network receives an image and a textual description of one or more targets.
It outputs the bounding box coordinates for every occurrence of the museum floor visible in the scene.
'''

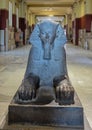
[0,43,92,130]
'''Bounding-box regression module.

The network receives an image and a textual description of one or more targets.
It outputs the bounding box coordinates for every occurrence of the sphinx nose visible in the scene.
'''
[46,33,49,39]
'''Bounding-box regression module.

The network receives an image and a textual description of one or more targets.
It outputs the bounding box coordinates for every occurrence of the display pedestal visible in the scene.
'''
[8,93,84,129]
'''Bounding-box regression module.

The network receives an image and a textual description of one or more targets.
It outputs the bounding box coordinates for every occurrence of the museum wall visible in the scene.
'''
[72,0,92,50]
[0,0,29,51]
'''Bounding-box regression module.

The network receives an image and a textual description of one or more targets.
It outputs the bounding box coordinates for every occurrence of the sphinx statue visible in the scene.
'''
[17,20,74,105]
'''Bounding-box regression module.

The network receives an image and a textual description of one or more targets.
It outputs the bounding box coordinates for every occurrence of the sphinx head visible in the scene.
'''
[38,20,58,44]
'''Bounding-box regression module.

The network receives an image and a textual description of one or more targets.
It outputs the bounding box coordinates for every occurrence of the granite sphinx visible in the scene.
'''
[17,20,74,105]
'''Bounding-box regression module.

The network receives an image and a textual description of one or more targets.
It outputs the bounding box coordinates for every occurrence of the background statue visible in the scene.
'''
[17,20,74,105]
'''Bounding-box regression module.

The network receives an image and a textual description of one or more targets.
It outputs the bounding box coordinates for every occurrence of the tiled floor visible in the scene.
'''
[0,43,92,130]
[66,44,92,129]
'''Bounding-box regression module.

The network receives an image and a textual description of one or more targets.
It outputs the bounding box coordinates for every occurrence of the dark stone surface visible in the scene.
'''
[8,93,84,128]
[8,20,83,128]
[16,20,74,105]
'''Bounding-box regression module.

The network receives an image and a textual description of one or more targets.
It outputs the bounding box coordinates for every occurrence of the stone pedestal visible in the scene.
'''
[8,93,84,129]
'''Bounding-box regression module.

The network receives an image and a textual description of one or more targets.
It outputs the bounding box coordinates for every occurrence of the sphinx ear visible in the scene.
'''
[29,24,41,46]
[56,24,67,45]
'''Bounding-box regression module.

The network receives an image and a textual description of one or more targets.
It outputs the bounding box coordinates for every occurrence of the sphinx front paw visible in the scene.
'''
[54,79,74,105]
[18,84,36,101]
[16,78,36,103]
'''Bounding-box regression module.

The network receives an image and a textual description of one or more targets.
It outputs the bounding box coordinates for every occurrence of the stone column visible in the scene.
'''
[0,0,9,51]
[19,0,26,45]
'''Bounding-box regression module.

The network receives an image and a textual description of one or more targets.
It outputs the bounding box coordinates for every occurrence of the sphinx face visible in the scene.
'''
[40,28,55,44]
[39,21,57,45]
[38,21,57,60]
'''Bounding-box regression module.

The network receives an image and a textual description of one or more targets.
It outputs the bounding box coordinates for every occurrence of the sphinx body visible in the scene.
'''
[17,20,74,105]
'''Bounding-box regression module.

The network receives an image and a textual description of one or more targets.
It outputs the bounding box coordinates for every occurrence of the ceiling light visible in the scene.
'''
[49,14,53,17]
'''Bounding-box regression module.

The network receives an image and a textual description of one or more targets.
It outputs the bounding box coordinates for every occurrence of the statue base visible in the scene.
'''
[8,92,84,129]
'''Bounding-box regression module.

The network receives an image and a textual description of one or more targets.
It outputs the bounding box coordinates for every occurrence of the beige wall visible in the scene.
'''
[0,0,9,10]
[72,0,92,20]
[72,0,85,21]
[85,0,92,14]
[27,11,36,26]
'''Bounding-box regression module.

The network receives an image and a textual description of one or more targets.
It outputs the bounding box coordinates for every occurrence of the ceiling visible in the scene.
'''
[25,0,76,16]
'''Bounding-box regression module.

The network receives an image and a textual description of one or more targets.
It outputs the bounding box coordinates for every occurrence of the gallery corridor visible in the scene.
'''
[0,43,92,130]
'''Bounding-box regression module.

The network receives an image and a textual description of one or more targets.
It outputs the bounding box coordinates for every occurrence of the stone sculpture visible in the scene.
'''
[17,20,74,105]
